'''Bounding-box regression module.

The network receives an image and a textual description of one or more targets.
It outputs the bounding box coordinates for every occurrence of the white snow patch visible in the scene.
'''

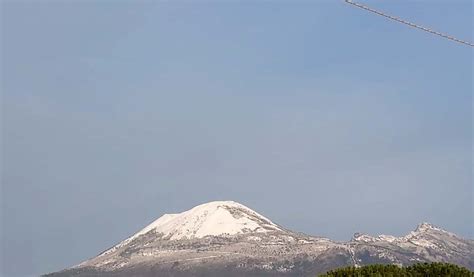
[115,201,281,247]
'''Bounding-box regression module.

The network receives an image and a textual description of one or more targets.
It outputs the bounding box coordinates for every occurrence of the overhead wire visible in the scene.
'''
[344,0,474,47]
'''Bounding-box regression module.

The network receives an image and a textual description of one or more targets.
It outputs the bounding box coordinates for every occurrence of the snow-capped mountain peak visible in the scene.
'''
[110,200,283,248]
[89,201,283,260]
[59,204,473,277]
[414,222,444,233]
[352,222,450,244]
[132,200,282,241]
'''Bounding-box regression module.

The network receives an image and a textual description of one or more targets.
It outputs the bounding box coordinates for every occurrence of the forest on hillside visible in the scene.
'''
[319,262,473,277]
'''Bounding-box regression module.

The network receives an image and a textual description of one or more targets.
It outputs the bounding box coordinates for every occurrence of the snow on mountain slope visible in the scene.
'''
[95,201,283,258]
[49,201,473,277]
[352,222,458,246]
[134,200,282,240]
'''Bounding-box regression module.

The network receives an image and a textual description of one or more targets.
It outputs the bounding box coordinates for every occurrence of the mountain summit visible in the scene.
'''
[128,200,282,241]
[82,201,288,264]
[414,222,445,233]
[46,201,474,277]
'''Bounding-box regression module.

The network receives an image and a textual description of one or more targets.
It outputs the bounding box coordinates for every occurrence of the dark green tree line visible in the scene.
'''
[319,262,473,277]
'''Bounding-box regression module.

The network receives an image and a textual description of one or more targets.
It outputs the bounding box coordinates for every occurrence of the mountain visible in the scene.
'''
[45,201,474,277]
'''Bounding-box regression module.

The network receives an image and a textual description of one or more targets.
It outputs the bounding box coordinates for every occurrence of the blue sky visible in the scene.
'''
[1,1,472,276]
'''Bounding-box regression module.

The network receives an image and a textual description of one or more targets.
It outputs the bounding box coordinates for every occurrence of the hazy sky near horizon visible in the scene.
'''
[1,1,473,276]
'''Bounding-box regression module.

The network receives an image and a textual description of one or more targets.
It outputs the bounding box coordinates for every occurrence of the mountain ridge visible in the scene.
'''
[46,200,474,277]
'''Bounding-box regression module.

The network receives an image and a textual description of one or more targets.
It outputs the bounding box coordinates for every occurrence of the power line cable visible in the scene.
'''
[344,0,474,47]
